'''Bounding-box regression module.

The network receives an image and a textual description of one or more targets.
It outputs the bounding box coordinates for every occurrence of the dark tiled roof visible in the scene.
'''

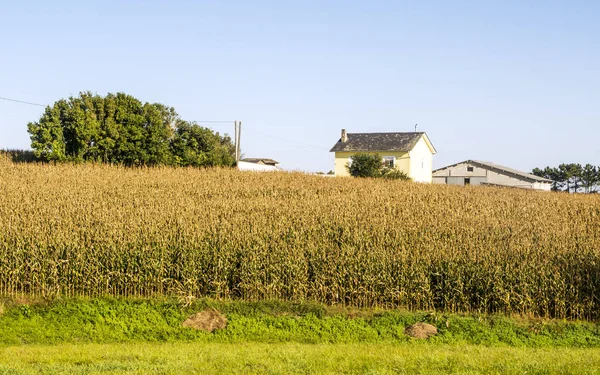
[241,158,279,165]
[329,132,424,152]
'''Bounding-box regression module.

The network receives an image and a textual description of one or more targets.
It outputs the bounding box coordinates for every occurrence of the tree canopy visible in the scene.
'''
[27,92,235,167]
[532,163,599,193]
[346,152,411,180]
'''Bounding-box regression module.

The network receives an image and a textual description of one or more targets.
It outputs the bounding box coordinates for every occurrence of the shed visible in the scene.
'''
[237,158,280,172]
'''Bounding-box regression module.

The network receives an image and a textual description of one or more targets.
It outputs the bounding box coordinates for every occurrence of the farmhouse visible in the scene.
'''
[432,160,553,191]
[237,158,280,172]
[329,129,437,182]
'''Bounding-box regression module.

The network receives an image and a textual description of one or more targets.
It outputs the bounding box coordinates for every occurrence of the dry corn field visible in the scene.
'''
[1,155,599,320]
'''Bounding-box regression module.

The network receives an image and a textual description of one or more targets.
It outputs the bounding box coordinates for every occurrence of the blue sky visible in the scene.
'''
[1,0,598,172]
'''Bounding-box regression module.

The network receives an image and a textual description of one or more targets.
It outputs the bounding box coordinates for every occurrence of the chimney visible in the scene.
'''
[341,129,348,143]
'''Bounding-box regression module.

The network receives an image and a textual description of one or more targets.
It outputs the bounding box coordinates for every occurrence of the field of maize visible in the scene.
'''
[1,155,599,320]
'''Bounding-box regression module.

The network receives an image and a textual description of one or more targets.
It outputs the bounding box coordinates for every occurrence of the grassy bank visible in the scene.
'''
[2,342,599,375]
[0,298,598,347]
[2,298,599,374]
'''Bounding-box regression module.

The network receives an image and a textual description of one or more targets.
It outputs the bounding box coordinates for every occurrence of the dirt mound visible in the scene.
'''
[182,309,227,332]
[404,322,438,339]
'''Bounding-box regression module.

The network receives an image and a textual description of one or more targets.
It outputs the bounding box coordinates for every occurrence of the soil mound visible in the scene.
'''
[182,309,227,332]
[404,322,438,339]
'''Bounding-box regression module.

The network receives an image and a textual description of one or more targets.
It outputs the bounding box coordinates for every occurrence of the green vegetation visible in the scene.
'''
[1,298,598,374]
[2,342,599,375]
[346,152,411,180]
[0,149,37,163]
[346,152,384,177]
[26,92,235,166]
[0,298,598,347]
[1,157,600,319]
[533,163,600,193]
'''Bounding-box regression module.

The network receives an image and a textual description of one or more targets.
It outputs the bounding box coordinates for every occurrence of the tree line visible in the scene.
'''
[27,92,236,167]
[532,164,599,193]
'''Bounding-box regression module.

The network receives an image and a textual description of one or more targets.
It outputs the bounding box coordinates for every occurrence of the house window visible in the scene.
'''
[467,166,474,172]
[383,156,395,168]
[465,178,471,185]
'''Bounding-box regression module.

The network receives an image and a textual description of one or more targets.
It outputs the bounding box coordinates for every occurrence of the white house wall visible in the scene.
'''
[408,136,434,183]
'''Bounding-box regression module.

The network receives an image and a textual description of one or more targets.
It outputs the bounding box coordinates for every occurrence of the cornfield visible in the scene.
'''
[1,155,599,320]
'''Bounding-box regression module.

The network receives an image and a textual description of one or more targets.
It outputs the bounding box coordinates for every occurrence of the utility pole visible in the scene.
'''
[237,121,242,162]
[234,121,238,161]
[234,121,242,162]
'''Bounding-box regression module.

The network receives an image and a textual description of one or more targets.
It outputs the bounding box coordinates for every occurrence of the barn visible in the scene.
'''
[432,160,552,191]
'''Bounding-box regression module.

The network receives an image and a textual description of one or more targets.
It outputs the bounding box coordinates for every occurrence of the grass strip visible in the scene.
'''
[0,298,598,347]
[1,342,599,375]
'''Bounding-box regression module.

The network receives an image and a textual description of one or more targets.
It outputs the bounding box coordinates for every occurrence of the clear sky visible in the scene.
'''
[1,0,598,172]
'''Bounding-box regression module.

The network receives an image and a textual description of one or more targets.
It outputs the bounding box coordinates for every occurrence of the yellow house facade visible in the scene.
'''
[330,129,437,183]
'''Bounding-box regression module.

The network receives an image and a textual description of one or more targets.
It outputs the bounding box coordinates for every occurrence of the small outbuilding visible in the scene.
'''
[432,160,553,191]
[237,158,280,172]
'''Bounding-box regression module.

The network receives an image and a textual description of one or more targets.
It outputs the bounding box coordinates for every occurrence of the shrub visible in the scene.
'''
[346,152,384,178]
[382,168,411,181]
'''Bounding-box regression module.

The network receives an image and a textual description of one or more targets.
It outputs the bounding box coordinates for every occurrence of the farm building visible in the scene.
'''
[237,158,280,172]
[432,160,553,191]
[329,129,437,182]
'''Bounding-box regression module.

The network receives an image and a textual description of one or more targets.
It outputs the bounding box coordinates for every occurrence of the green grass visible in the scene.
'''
[1,298,599,374]
[0,298,599,347]
[0,342,599,375]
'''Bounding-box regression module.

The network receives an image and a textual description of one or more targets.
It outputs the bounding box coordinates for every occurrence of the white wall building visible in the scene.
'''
[433,160,553,191]
[237,158,280,172]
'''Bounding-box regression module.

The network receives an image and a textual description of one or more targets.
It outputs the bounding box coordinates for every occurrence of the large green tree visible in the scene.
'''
[27,92,235,167]
[170,121,236,167]
[27,100,68,161]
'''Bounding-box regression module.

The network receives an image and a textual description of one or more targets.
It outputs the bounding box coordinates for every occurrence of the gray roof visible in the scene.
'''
[433,160,553,183]
[240,158,279,165]
[330,132,426,152]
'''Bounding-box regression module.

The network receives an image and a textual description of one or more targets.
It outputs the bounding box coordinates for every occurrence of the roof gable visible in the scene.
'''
[330,132,435,153]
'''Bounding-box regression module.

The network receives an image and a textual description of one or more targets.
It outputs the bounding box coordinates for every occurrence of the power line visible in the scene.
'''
[244,127,329,151]
[0,96,327,152]
[0,96,45,107]
[191,122,328,151]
